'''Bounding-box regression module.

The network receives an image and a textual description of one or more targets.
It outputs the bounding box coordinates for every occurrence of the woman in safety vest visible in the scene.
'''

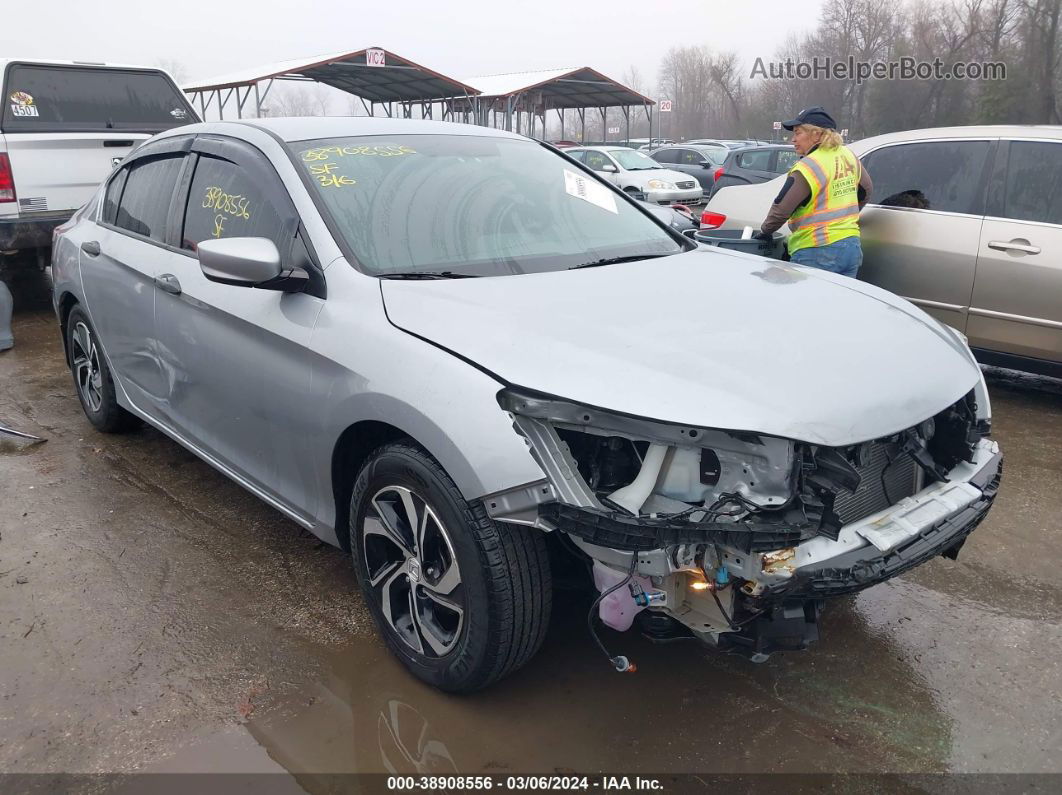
[758,107,872,277]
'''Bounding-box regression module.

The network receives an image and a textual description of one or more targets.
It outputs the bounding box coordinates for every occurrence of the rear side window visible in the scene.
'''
[1001,141,1062,225]
[738,150,772,171]
[652,149,679,164]
[114,156,184,242]
[863,141,992,215]
[180,155,289,253]
[775,150,800,172]
[102,169,128,226]
[2,64,194,133]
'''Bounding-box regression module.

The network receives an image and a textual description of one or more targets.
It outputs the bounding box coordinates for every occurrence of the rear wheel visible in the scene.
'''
[66,306,138,433]
[350,441,552,692]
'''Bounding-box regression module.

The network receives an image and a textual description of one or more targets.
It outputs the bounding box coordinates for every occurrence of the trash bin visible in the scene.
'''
[693,229,784,259]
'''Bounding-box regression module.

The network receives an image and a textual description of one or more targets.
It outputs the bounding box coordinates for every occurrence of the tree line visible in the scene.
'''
[618,0,1061,142]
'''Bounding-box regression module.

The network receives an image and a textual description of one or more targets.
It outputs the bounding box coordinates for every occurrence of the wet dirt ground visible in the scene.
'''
[1,269,1061,786]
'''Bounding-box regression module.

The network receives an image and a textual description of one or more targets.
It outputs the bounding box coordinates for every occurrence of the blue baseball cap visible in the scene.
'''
[782,106,837,131]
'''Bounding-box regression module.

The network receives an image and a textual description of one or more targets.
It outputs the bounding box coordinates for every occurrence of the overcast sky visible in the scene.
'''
[2,0,822,91]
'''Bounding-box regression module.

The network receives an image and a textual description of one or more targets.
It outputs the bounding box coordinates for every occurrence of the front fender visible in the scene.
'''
[305,266,547,534]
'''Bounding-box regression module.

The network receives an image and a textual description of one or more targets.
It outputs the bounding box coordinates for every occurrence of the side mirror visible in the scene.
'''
[197,237,308,293]
[601,163,618,173]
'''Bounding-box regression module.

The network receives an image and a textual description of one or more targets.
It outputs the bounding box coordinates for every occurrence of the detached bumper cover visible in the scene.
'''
[0,213,71,250]
[759,450,1002,603]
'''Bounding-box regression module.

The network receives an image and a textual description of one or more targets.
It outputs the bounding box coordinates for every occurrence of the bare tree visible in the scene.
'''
[155,58,188,85]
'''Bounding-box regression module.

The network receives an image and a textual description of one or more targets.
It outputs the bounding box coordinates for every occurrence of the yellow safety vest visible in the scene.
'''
[786,145,862,255]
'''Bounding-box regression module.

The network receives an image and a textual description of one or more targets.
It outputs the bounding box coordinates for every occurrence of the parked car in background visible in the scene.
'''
[550,140,579,148]
[634,137,674,150]
[648,144,728,192]
[0,58,197,268]
[686,139,771,150]
[53,117,1002,692]
[565,145,703,205]
[709,144,800,198]
[702,125,1062,376]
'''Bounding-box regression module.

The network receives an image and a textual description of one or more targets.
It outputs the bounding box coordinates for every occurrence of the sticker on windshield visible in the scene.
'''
[9,91,39,118]
[170,108,188,119]
[564,169,618,214]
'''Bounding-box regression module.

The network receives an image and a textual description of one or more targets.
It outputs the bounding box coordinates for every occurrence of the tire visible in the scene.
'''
[66,305,139,433]
[350,441,552,692]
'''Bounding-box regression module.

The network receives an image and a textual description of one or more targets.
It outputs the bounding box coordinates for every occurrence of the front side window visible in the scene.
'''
[864,141,992,215]
[680,150,706,165]
[609,149,660,171]
[114,155,184,242]
[583,150,614,171]
[181,155,289,253]
[1001,141,1062,225]
[2,64,195,133]
[291,135,683,277]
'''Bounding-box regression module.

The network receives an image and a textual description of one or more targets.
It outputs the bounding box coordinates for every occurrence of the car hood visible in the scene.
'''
[381,248,980,446]
[627,167,692,185]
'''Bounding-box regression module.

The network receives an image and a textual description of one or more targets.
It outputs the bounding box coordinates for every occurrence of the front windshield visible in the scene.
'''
[292,135,683,277]
[609,148,662,171]
[700,148,728,165]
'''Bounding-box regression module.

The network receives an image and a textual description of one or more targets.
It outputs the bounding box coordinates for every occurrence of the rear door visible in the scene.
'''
[969,139,1062,364]
[1,63,196,216]
[857,139,995,331]
[80,138,192,415]
[152,136,325,519]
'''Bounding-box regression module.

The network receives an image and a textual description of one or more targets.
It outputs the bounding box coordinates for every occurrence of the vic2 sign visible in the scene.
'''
[365,49,386,67]
[659,100,672,112]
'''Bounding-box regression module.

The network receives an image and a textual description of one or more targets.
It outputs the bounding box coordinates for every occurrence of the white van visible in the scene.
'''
[0,59,198,264]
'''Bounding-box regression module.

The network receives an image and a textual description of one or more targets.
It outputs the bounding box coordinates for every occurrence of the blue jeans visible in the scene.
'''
[789,235,863,277]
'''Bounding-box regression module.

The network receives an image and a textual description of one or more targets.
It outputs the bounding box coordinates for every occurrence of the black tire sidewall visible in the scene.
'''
[350,444,496,691]
[66,307,123,432]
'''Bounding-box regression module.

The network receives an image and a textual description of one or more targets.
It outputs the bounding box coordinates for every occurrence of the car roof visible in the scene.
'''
[729,144,793,152]
[0,57,173,72]
[154,117,530,144]
[855,124,1062,149]
[566,145,643,152]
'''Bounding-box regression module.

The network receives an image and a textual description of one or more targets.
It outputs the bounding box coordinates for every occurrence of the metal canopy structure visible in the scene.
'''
[459,67,655,142]
[184,52,654,143]
[184,47,481,121]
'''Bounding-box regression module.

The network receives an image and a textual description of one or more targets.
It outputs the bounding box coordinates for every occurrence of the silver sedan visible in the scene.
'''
[52,118,1002,691]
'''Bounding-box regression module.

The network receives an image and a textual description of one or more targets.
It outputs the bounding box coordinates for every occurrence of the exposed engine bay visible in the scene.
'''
[490,386,1002,664]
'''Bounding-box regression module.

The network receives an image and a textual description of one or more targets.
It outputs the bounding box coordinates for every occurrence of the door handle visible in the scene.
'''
[154,274,182,295]
[987,239,1041,255]
[80,241,101,256]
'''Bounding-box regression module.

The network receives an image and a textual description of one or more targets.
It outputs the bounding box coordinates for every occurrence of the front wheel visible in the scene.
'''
[350,441,552,692]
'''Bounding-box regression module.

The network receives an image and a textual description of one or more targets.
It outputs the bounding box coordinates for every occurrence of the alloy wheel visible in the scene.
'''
[71,321,104,413]
[362,486,464,657]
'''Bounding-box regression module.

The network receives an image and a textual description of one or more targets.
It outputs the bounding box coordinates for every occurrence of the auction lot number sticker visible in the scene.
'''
[387,776,664,791]
[9,91,39,117]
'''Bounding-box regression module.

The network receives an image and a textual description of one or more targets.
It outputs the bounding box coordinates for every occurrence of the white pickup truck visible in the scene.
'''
[0,58,197,265]
[0,58,197,349]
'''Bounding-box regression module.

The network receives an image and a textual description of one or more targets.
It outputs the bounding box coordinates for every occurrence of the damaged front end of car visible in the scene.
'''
[487,385,1002,663]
